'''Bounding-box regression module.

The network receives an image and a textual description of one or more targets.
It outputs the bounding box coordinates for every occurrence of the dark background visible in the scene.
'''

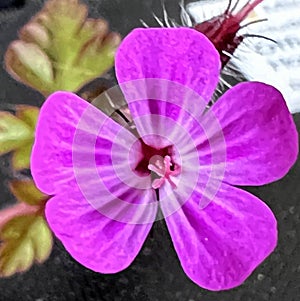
[0,0,299,300]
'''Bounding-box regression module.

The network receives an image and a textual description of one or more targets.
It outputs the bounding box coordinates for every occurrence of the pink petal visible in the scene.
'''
[32,92,158,221]
[31,91,158,271]
[199,82,298,186]
[46,188,153,273]
[116,28,220,101]
[31,91,90,195]
[115,28,220,146]
[162,183,277,291]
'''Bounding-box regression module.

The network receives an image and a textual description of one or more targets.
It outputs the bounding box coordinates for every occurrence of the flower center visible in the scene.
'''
[148,155,180,189]
[131,138,181,189]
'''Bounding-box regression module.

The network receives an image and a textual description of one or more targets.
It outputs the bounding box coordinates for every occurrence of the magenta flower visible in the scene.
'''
[31,28,298,291]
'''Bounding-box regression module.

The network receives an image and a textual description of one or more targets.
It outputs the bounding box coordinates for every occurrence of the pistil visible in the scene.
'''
[148,155,180,189]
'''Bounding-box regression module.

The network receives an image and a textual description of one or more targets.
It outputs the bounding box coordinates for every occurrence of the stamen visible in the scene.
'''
[148,155,180,189]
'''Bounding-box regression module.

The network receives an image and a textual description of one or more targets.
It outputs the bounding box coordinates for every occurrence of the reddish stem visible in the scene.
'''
[236,0,264,22]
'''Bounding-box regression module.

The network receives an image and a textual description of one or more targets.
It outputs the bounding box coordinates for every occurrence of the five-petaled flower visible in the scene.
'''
[31,28,298,291]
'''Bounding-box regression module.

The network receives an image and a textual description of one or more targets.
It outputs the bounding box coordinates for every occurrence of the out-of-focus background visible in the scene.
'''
[188,0,300,112]
[0,0,299,300]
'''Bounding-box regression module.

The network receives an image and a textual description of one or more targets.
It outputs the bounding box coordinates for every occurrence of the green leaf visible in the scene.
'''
[11,143,33,171]
[9,179,48,206]
[0,215,53,277]
[5,41,54,95]
[10,106,40,170]
[15,105,39,130]
[0,106,39,170]
[0,112,33,155]
[5,0,121,96]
